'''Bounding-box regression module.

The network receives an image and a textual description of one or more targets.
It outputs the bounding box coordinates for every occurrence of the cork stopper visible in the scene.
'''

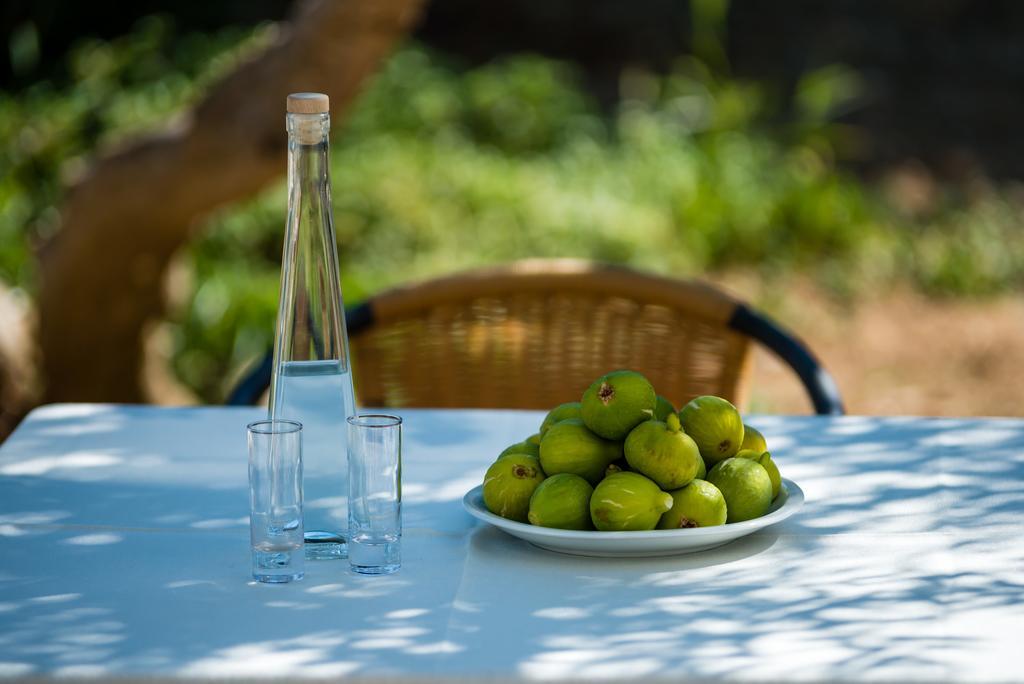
[287,92,329,114]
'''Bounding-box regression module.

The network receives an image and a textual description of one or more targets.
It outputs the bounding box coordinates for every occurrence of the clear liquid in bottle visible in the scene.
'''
[269,93,357,560]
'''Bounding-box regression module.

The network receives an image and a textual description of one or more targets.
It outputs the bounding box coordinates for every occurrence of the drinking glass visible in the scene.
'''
[248,419,305,583]
[347,414,402,575]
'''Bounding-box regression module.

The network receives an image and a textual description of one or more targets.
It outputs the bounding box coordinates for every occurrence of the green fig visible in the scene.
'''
[482,454,545,523]
[623,414,701,490]
[539,402,583,437]
[528,474,594,530]
[707,457,772,523]
[653,395,676,422]
[734,448,781,500]
[581,370,657,440]
[590,472,673,531]
[526,433,542,446]
[498,440,540,459]
[695,450,706,479]
[740,424,768,453]
[758,451,782,500]
[678,396,745,467]
[658,479,728,529]
[539,419,621,485]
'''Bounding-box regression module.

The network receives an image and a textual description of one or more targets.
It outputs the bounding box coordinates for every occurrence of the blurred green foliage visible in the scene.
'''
[2,16,1023,402]
[0,16,273,286]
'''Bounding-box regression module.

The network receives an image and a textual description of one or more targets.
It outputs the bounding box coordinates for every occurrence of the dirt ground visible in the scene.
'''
[721,278,1024,417]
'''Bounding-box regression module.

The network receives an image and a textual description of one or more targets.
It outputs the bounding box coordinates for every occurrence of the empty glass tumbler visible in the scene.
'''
[248,420,305,583]
[347,415,402,575]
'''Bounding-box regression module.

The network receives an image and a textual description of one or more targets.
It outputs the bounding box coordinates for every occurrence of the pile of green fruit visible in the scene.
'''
[481,370,783,531]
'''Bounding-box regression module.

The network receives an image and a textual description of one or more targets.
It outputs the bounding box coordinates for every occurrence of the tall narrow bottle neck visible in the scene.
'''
[287,111,329,145]
[274,107,345,369]
[287,112,330,186]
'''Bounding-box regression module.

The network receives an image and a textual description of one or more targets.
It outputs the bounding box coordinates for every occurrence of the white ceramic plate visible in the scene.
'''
[463,478,804,557]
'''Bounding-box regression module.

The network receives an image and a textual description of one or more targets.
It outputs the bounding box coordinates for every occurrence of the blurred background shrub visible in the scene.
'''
[1,2,1023,407]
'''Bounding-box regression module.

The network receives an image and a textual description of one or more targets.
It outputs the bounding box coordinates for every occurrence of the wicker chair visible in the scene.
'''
[228,259,843,414]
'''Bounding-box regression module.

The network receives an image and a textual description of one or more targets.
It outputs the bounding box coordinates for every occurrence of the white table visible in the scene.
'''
[0,404,1021,682]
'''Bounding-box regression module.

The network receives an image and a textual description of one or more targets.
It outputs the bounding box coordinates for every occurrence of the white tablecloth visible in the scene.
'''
[0,404,1021,682]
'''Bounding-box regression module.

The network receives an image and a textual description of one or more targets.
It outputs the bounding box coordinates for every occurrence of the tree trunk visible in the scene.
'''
[38,0,424,403]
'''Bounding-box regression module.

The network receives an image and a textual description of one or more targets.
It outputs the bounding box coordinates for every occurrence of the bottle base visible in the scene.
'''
[350,563,400,575]
[253,571,304,583]
[304,530,347,560]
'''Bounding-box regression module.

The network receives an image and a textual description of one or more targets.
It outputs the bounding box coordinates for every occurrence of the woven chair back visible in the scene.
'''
[350,259,751,411]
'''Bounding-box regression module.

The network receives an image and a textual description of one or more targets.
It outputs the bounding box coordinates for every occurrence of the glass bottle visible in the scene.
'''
[268,93,357,560]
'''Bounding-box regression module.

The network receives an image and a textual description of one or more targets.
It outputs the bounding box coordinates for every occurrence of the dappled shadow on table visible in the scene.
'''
[0,413,1021,679]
